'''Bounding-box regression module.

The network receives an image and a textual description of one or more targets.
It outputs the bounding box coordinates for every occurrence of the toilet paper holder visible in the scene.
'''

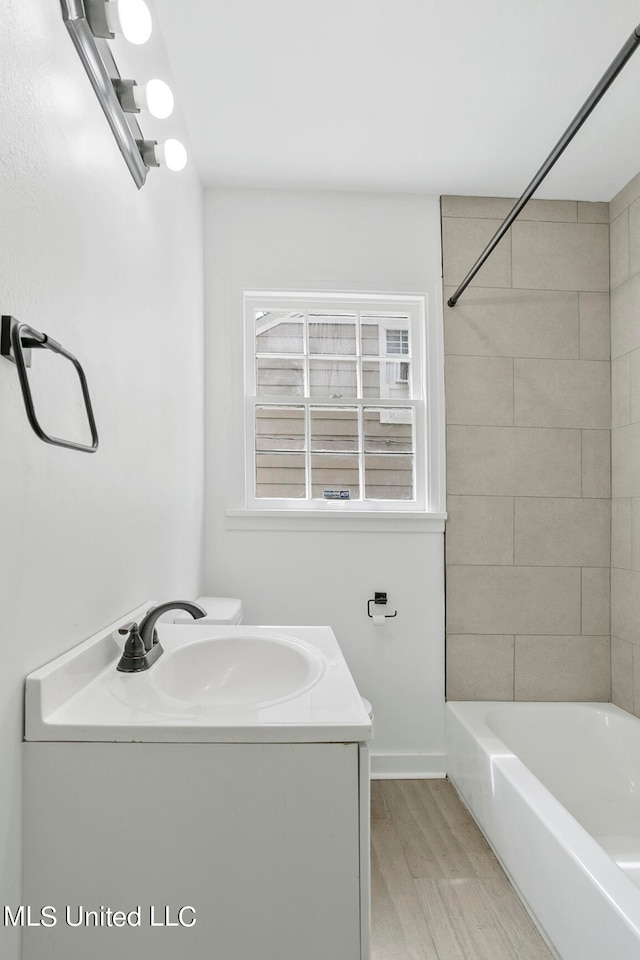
[367,592,397,619]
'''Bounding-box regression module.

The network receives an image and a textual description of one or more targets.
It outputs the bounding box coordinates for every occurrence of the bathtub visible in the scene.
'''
[446,701,640,960]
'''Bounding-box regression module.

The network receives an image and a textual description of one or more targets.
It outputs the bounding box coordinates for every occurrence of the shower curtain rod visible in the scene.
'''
[447,23,640,308]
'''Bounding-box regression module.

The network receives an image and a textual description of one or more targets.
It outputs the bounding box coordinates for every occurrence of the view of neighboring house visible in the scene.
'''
[253,309,415,502]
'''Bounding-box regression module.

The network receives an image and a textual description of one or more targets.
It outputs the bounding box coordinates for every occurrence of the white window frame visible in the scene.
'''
[241,290,445,516]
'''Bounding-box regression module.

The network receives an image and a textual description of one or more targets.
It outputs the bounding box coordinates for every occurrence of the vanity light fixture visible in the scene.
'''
[60,0,187,188]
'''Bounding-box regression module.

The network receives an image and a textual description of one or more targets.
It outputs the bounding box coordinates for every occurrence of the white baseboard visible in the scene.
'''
[370,752,447,779]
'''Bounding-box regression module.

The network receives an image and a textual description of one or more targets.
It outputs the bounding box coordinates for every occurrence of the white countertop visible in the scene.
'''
[25,603,372,744]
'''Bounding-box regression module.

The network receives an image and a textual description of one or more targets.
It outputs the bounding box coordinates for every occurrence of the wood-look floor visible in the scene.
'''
[370,779,553,960]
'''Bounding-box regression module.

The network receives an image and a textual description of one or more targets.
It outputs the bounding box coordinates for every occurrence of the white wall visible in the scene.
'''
[204,188,445,776]
[0,3,204,950]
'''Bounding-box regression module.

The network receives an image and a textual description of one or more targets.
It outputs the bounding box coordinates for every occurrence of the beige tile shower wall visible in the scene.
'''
[442,196,611,701]
[610,172,640,716]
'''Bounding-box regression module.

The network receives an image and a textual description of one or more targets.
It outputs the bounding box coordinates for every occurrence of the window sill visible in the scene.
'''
[225,509,446,533]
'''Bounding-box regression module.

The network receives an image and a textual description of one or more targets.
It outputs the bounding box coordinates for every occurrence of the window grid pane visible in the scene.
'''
[361,314,411,359]
[308,314,357,356]
[255,311,305,355]
[311,454,360,500]
[364,454,414,500]
[256,358,304,398]
[364,407,414,453]
[256,406,305,452]
[310,408,359,453]
[251,302,420,504]
[256,452,306,499]
[309,359,358,399]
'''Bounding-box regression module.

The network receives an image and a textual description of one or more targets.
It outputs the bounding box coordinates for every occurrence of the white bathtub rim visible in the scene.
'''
[446,701,640,945]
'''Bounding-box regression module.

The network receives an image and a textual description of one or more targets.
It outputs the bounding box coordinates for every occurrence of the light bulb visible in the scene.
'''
[132,79,174,119]
[156,140,187,170]
[155,139,188,172]
[140,138,188,172]
[104,0,152,44]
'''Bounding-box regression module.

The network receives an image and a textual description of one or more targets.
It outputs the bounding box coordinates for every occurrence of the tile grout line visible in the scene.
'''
[580,565,583,636]
[578,291,583,360]
[627,204,631,280]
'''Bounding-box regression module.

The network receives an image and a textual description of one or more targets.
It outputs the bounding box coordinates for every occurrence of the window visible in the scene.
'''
[243,292,440,513]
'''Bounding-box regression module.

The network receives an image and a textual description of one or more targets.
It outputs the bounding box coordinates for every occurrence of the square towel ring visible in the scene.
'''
[1,315,99,453]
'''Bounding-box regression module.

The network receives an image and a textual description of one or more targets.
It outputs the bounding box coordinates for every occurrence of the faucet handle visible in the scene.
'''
[118,622,145,656]
[116,622,149,672]
[118,622,146,657]
[117,622,145,661]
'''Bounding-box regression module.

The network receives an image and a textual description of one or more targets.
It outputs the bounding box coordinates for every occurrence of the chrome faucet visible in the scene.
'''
[116,600,207,673]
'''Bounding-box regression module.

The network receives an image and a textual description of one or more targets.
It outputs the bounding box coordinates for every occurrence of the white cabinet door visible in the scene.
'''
[23,741,363,960]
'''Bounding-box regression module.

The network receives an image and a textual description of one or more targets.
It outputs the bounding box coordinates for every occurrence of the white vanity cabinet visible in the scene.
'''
[23,739,370,960]
[22,616,372,960]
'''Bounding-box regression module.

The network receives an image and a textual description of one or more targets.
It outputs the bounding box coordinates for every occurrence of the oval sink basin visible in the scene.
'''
[149,633,326,707]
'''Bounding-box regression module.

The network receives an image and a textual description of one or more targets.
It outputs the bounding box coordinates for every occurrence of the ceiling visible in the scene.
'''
[153,0,640,201]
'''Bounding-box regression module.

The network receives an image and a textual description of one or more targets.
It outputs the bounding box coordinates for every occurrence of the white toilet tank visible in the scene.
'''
[174,596,243,625]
